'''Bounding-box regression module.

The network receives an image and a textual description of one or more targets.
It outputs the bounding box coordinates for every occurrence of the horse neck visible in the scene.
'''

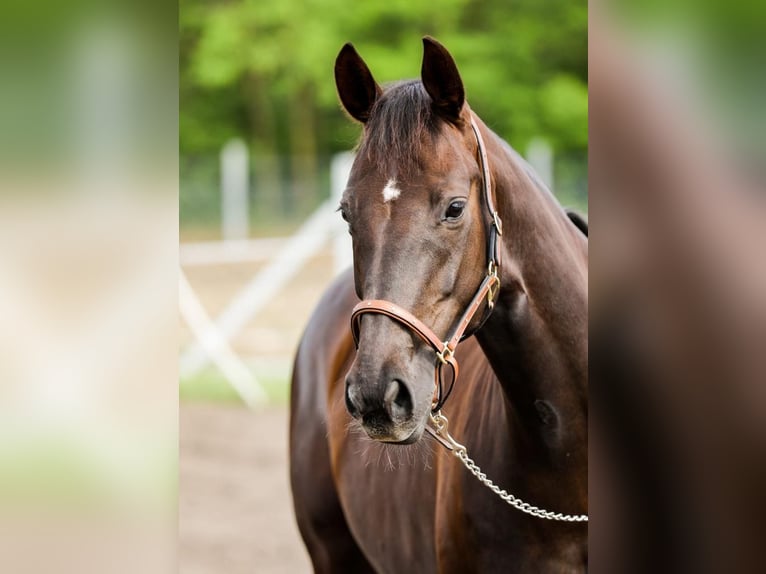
[473,123,588,457]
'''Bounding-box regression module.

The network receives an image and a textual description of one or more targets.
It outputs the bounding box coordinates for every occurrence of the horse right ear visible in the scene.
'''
[335,43,382,123]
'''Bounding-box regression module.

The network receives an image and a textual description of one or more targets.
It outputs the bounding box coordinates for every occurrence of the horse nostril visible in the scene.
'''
[383,379,413,422]
[345,381,361,419]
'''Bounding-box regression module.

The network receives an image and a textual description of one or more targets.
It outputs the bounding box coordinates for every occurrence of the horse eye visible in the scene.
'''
[339,210,354,236]
[337,206,354,235]
[444,200,466,221]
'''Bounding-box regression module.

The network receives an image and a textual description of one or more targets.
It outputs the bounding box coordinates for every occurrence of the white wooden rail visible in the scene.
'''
[179,270,267,408]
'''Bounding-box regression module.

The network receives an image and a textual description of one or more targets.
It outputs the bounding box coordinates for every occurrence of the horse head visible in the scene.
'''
[336,38,496,443]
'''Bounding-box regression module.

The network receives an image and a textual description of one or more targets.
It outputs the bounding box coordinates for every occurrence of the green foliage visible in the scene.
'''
[181,0,586,152]
[540,74,589,149]
[180,0,588,218]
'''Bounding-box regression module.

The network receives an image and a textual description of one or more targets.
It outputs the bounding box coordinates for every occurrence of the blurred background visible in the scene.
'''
[178,0,587,572]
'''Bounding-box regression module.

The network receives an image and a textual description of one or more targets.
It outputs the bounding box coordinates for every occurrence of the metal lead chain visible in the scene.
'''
[430,412,588,522]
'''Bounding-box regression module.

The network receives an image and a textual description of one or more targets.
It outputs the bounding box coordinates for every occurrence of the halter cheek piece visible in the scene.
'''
[350,116,503,412]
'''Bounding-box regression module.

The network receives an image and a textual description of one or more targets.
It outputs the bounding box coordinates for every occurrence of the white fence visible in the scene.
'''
[179,152,353,406]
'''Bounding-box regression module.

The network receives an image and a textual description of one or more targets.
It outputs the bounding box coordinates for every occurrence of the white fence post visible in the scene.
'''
[331,152,354,275]
[221,139,250,240]
[526,137,554,191]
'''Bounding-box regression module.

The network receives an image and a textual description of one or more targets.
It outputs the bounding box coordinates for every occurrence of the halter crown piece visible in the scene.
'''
[350,116,502,412]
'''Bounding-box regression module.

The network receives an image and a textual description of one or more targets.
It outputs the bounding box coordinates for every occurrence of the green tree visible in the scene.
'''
[180,0,587,227]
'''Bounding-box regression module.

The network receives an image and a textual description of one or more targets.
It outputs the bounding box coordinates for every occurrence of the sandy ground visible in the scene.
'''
[180,403,312,574]
[179,244,337,573]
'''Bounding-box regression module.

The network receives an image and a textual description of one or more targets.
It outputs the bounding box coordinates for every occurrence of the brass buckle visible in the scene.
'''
[488,260,498,278]
[487,261,500,309]
[487,281,499,309]
[436,343,453,365]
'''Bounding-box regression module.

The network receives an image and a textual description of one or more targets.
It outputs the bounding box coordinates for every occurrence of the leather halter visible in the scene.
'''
[350,116,503,412]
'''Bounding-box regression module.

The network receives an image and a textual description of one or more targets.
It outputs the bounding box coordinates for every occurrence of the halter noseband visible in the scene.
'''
[350,116,503,412]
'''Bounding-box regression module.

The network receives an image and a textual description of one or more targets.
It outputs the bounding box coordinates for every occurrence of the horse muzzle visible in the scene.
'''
[345,372,425,443]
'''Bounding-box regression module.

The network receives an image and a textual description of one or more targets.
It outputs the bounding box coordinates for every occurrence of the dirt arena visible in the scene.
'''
[179,243,339,572]
[180,403,312,574]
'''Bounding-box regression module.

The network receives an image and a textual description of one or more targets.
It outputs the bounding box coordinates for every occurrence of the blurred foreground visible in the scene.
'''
[0,1,177,573]
[590,2,766,573]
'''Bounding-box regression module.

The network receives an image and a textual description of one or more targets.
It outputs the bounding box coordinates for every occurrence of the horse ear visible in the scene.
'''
[421,36,465,121]
[335,43,382,123]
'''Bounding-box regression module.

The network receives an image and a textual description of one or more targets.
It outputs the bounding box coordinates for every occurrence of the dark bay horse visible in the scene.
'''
[290,37,588,573]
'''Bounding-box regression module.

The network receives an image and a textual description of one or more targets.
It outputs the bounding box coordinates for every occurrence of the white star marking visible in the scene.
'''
[382,179,401,203]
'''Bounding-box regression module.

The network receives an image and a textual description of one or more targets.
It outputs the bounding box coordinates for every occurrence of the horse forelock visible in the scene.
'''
[357,80,442,177]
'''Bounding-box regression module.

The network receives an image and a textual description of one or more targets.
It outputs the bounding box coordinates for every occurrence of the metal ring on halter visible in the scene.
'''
[436,343,453,365]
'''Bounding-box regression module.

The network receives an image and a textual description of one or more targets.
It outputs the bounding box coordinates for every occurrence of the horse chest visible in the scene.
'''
[324,394,435,571]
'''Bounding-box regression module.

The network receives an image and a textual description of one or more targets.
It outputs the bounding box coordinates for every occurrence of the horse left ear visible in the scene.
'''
[421,36,465,122]
[335,43,382,123]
